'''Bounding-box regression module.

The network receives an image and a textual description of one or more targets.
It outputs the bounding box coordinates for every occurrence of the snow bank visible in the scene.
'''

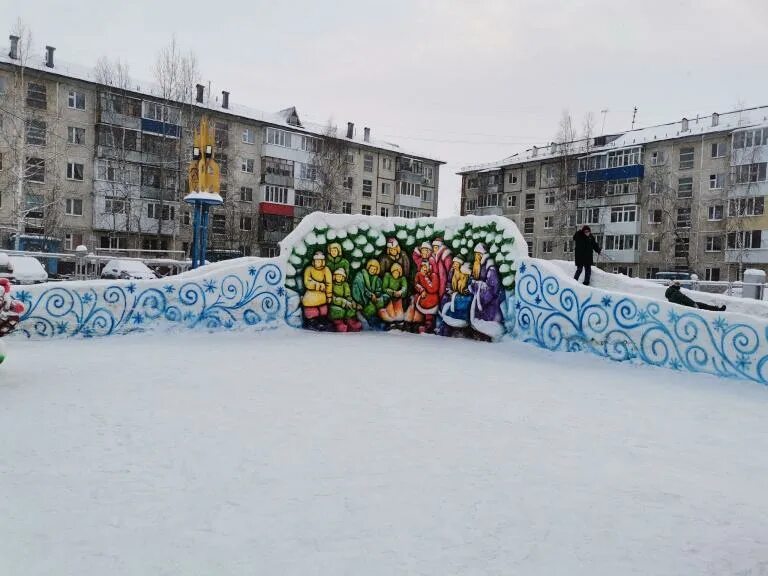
[513,258,768,384]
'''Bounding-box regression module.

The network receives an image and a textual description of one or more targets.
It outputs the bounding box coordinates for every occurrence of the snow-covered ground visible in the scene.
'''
[2,331,768,575]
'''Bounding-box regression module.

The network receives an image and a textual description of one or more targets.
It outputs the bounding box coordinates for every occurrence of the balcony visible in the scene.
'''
[140,186,178,201]
[396,193,422,209]
[726,248,768,264]
[603,249,640,263]
[261,173,294,188]
[475,206,503,216]
[395,170,424,184]
[141,118,181,139]
[577,164,644,183]
[99,110,141,131]
[96,145,144,165]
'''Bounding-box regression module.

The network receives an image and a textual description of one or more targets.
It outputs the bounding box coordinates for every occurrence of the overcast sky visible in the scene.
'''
[8,0,768,214]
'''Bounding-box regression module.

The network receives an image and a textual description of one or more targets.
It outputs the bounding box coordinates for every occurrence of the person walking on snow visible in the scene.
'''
[665,280,726,312]
[573,225,601,286]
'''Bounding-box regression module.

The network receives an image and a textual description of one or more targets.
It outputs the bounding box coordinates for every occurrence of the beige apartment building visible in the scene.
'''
[459,107,768,281]
[0,35,442,274]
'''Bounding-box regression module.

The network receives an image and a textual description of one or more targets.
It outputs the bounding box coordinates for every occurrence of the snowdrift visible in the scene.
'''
[7,212,768,384]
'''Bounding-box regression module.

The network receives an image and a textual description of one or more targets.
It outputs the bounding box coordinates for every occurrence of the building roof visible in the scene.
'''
[459,106,768,174]
[0,47,444,165]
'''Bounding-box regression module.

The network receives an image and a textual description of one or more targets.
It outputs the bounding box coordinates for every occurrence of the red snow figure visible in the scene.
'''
[0,278,25,364]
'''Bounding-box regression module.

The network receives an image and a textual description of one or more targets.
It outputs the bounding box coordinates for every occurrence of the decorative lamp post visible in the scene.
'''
[185,116,222,269]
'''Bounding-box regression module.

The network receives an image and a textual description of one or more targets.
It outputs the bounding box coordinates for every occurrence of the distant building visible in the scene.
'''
[0,35,443,268]
[458,107,768,281]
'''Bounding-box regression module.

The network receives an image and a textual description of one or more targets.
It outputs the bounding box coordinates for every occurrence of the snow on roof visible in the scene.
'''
[0,48,443,164]
[459,106,768,174]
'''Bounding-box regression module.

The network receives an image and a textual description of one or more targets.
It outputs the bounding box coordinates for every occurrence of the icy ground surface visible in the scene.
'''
[1,332,768,576]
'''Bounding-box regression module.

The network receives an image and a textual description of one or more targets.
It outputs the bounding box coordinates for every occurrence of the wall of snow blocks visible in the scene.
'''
[513,258,768,385]
[11,258,287,339]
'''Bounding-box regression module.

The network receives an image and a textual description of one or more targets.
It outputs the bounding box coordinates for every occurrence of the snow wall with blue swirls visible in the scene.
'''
[9,212,768,385]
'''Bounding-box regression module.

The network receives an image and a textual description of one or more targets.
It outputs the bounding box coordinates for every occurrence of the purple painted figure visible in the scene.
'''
[469,243,505,340]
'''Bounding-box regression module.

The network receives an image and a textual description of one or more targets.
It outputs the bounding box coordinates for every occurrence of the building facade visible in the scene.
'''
[459,107,768,281]
[0,38,442,271]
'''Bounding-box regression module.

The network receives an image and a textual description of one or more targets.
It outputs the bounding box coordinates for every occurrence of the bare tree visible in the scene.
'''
[0,19,66,250]
[308,123,351,213]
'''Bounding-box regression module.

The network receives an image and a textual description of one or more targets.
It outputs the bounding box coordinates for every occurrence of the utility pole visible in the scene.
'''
[631,107,638,130]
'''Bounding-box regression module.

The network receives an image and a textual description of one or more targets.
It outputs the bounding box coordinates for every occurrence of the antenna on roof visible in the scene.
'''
[600,109,608,135]
[631,106,638,130]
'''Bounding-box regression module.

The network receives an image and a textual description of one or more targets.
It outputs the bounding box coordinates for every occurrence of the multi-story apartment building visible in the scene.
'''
[459,106,768,281]
[0,37,442,271]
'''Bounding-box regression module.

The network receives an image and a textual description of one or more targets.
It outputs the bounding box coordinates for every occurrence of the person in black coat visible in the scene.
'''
[664,281,726,312]
[573,225,601,286]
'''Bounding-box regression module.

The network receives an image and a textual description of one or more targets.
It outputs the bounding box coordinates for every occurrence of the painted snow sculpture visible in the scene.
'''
[284,215,520,341]
[0,278,26,364]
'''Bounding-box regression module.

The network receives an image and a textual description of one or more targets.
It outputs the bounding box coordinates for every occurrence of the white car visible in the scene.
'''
[0,254,49,284]
[100,259,157,281]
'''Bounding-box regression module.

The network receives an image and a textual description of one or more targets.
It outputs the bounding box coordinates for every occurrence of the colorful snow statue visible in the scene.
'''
[0,278,25,365]
[430,237,453,298]
[412,241,433,274]
[379,263,409,324]
[329,268,362,333]
[406,260,440,333]
[326,243,350,279]
[379,237,410,278]
[352,259,388,329]
[439,262,473,335]
[469,243,505,341]
[301,251,333,330]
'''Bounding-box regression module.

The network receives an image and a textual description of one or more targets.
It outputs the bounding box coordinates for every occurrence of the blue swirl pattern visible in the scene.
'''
[513,260,768,385]
[12,262,285,339]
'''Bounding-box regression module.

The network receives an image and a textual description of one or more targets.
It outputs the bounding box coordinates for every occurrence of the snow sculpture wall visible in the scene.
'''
[513,258,768,385]
[12,258,285,338]
[281,214,525,340]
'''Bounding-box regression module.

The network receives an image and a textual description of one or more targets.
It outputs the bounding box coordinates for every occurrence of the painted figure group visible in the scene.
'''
[301,237,506,340]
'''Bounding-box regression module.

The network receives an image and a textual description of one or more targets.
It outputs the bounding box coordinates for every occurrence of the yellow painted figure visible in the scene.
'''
[302,252,333,325]
[187,116,221,194]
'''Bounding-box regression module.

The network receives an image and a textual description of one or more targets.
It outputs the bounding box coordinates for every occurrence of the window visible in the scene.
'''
[678,177,693,198]
[363,179,373,196]
[240,186,253,202]
[212,122,229,147]
[100,235,128,250]
[345,153,354,164]
[578,155,607,172]
[675,237,689,258]
[647,238,660,252]
[544,190,555,205]
[677,207,691,228]
[649,180,661,195]
[105,196,126,214]
[364,154,374,172]
[564,240,574,253]
[66,161,84,181]
[64,233,83,251]
[708,204,723,221]
[421,188,433,203]
[265,127,291,147]
[711,142,726,158]
[524,217,534,234]
[525,193,535,210]
[606,178,639,196]
[342,202,352,214]
[26,82,47,109]
[142,101,180,124]
[382,157,392,170]
[610,205,637,223]
[26,157,45,183]
[577,207,600,225]
[705,236,723,252]
[648,209,662,224]
[242,128,256,144]
[398,181,420,196]
[182,210,191,225]
[506,194,517,208]
[477,194,499,208]
[240,216,253,231]
[361,204,371,216]
[263,157,293,178]
[380,206,390,217]
[541,240,553,254]
[265,185,288,204]
[68,89,86,110]
[0,152,3,171]
[709,173,725,190]
[299,135,321,153]
[607,147,642,168]
[241,158,255,173]
[650,151,663,166]
[463,199,476,213]
[147,203,175,221]
[299,163,317,182]
[212,214,226,235]
[705,268,721,281]
[729,197,765,216]
[381,182,391,196]
[344,176,354,190]
[527,243,533,257]
[295,191,317,210]
[604,235,637,251]
[543,216,553,229]
[141,166,161,188]
[734,163,768,184]
[68,126,85,145]
[398,208,419,218]
[508,173,518,184]
[424,166,434,183]
[25,119,46,146]
[679,147,694,170]
[64,198,83,216]
[733,128,768,150]
[0,76,6,96]
[728,230,762,249]
[525,169,536,188]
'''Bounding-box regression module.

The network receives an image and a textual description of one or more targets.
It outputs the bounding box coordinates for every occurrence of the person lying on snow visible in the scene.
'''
[664,280,725,312]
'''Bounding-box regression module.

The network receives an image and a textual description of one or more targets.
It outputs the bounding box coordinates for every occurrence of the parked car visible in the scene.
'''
[100,259,157,280]
[0,254,49,284]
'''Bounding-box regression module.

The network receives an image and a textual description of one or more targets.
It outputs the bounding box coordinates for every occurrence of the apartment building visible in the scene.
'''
[459,106,768,281]
[0,36,442,271]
